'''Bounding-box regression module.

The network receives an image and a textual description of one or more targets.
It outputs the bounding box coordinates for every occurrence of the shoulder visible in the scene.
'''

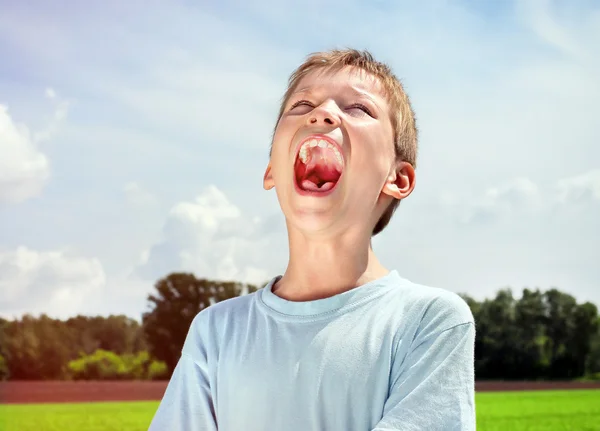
[410,282,474,329]
[190,291,257,331]
[378,274,475,363]
[182,292,259,354]
[383,273,474,333]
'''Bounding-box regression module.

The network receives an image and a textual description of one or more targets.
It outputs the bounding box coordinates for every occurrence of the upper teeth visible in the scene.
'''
[298,139,343,165]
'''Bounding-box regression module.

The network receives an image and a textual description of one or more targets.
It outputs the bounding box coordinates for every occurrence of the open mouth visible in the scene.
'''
[294,137,344,193]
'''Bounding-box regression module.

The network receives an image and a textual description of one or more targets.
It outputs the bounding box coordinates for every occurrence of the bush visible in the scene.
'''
[0,354,9,381]
[125,350,150,380]
[68,349,127,380]
[148,359,169,380]
[587,372,600,381]
[67,349,168,380]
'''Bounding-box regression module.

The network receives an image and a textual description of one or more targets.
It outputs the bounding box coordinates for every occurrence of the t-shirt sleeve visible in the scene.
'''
[148,314,217,431]
[371,293,476,431]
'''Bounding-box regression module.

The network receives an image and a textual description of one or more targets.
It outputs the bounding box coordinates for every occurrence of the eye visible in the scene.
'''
[346,103,374,117]
[289,99,315,111]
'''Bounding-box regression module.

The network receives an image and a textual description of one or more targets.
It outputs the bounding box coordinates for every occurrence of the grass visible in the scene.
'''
[476,389,600,430]
[1,390,599,430]
[0,401,158,431]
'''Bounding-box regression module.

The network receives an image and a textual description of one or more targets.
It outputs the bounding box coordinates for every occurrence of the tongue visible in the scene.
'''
[295,147,342,192]
[301,175,337,192]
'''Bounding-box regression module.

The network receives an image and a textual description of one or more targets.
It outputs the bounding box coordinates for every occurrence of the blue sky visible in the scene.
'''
[1,0,599,319]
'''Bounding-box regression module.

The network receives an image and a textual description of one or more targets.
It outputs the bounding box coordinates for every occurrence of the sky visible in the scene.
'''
[1,0,599,320]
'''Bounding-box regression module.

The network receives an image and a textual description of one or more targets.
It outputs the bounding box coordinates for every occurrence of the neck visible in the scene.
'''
[273,225,390,301]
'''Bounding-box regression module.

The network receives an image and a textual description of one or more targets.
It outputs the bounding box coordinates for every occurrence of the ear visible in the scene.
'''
[381,161,416,200]
[263,162,275,190]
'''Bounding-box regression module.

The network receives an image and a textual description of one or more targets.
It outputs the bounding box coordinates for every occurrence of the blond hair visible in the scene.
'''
[272,49,418,235]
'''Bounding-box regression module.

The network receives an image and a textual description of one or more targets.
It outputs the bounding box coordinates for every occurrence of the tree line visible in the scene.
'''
[462,288,599,380]
[0,272,598,381]
[0,314,167,381]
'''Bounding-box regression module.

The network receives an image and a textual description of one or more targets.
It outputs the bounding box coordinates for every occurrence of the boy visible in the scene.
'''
[149,49,476,430]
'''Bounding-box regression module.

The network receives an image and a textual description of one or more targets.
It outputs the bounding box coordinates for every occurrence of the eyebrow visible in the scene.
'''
[291,86,382,110]
[347,86,380,108]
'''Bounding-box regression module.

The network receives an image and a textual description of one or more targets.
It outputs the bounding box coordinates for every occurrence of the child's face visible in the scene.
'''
[264,66,412,235]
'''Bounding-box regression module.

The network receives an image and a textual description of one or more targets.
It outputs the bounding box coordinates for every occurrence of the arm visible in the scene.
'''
[371,321,476,431]
[148,316,217,431]
[373,294,476,431]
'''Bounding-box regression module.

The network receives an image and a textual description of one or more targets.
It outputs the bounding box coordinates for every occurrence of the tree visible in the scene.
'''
[63,315,101,356]
[462,286,599,381]
[0,317,8,380]
[36,315,72,379]
[3,315,44,379]
[570,302,599,377]
[586,317,600,377]
[1,313,150,380]
[473,288,519,379]
[142,273,259,375]
[514,288,550,379]
[2,314,72,380]
[543,289,578,379]
[89,315,146,354]
[64,315,146,357]
[0,354,7,381]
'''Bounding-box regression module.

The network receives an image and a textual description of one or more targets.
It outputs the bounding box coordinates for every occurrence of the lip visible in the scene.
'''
[292,133,344,197]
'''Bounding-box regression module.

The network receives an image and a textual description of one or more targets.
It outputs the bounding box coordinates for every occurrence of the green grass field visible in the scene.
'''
[477,389,600,430]
[1,389,599,431]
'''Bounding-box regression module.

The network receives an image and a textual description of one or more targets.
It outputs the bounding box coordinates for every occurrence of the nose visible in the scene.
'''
[307,101,341,127]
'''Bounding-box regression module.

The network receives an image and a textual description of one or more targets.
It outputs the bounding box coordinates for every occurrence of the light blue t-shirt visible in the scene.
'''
[149,271,476,431]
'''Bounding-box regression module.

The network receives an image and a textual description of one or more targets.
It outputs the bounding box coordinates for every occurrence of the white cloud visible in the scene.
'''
[0,246,106,319]
[137,185,284,286]
[441,169,600,225]
[0,89,69,205]
[441,177,541,224]
[0,105,50,204]
[556,169,600,204]
[106,47,285,151]
[518,0,598,63]
[45,87,56,99]
[123,181,158,206]
[33,92,70,143]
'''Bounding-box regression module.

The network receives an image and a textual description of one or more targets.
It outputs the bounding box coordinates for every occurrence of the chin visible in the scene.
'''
[281,188,344,232]
[285,212,339,235]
